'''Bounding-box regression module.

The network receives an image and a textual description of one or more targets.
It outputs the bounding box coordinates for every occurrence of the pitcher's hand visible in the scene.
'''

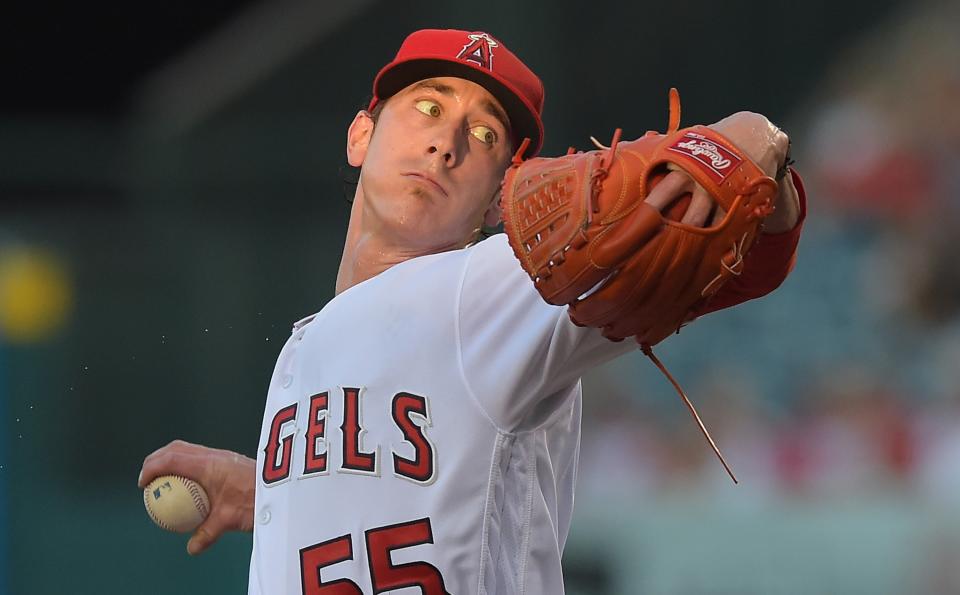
[139,440,256,555]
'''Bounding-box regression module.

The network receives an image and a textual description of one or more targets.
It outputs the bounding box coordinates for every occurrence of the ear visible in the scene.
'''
[346,110,375,167]
[482,189,503,228]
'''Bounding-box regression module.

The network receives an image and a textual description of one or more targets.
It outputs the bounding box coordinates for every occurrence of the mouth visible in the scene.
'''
[403,172,448,197]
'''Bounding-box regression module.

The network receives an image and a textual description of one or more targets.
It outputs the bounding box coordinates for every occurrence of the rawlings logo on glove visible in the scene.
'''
[670,134,738,176]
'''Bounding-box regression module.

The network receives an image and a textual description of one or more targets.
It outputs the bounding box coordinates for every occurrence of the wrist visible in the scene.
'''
[762,168,800,234]
[775,136,794,183]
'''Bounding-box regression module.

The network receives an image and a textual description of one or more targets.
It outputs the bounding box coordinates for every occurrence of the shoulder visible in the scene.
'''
[463,233,528,281]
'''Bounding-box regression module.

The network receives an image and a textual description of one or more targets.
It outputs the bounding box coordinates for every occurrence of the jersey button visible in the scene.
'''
[259,507,272,525]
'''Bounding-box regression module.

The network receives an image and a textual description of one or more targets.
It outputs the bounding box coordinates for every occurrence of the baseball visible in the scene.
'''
[143,475,210,533]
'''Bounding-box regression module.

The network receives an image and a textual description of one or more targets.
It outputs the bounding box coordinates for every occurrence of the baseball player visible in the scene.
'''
[139,28,804,594]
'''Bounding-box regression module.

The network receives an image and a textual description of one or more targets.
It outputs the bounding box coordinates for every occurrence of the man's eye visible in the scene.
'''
[415,100,441,118]
[470,125,497,145]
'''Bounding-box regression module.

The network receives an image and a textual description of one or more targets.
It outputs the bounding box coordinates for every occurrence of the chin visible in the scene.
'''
[364,189,469,251]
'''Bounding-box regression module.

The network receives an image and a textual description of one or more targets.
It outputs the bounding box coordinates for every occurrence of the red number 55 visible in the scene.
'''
[300,517,451,594]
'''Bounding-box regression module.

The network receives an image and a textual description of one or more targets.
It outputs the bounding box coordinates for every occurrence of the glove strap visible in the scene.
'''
[640,343,738,484]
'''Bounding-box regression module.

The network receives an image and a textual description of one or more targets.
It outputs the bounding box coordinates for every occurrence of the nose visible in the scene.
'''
[426,125,466,167]
[427,144,453,164]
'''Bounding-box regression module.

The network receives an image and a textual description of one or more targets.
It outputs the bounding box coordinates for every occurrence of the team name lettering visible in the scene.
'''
[261,388,436,485]
[302,391,328,476]
[341,387,379,474]
[392,393,436,485]
[262,403,298,484]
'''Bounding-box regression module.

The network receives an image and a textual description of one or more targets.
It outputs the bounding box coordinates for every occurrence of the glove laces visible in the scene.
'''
[641,343,738,483]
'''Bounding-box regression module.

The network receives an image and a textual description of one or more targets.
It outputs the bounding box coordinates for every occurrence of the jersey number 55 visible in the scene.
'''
[301,517,451,594]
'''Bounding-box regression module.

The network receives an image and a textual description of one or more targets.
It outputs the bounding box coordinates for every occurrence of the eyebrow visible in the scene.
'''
[409,79,512,137]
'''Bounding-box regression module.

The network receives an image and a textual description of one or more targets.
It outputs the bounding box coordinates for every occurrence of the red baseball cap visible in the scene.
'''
[369,29,544,158]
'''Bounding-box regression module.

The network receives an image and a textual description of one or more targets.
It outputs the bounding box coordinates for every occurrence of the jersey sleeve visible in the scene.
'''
[690,167,808,317]
[456,236,635,432]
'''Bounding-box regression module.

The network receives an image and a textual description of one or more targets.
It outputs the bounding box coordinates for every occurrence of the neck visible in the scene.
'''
[335,230,414,296]
[335,190,471,295]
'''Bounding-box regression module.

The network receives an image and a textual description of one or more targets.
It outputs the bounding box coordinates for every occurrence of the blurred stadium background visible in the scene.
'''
[3,0,960,593]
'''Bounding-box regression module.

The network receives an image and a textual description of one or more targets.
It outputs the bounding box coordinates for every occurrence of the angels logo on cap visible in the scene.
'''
[456,33,499,71]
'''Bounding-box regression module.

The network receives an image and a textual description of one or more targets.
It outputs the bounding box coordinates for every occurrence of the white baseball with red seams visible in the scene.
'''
[248,235,633,594]
[143,475,211,533]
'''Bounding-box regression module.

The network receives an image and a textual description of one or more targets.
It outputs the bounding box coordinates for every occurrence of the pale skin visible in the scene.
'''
[138,75,799,555]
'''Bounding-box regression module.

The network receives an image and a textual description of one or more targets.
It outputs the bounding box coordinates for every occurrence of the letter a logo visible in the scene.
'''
[457,32,499,71]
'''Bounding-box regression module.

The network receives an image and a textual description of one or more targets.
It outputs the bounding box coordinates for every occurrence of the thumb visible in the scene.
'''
[187,515,227,556]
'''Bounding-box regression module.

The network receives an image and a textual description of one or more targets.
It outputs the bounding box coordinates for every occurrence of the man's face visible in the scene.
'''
[348,76,514,252]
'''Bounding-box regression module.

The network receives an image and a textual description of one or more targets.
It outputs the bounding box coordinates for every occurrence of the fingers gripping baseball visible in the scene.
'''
[139,440,256,555]
[187,494,248,555]
[186,454,256,555]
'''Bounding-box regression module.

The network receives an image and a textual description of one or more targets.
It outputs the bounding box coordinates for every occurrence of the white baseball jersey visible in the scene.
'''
[248,234,634,595]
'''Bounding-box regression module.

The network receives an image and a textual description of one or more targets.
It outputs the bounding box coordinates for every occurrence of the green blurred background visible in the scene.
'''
[3,0,960,593]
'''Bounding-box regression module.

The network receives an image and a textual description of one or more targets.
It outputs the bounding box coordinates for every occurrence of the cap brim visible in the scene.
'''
[374,58,542,159]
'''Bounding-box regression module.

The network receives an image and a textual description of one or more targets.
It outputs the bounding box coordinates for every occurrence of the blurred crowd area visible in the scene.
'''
[578,0,960,503]
[5,2,959,593]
